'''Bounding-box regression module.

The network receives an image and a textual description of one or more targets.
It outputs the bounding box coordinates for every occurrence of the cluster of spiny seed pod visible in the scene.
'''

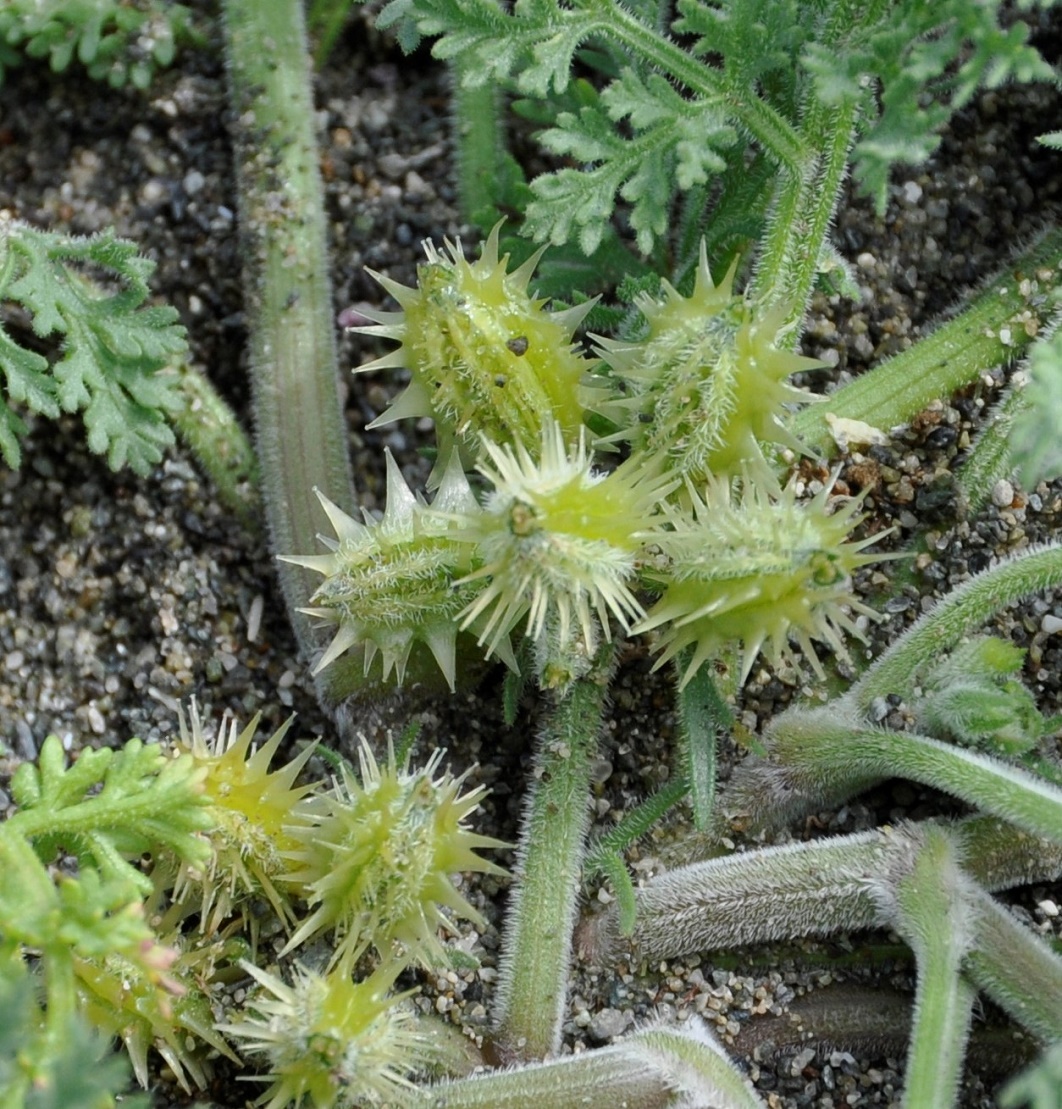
[156,707,503,1107]
[291,225,889,690]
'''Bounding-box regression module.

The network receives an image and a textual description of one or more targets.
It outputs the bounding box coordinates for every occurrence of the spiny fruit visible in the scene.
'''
[165,704,318,931]
[221,960,427,1109]
[636,470,889,686]
[350,222,595,478]
[280,742,507,970]
[596,243,822,484]
[282,452,499,690]
[456,420,673,678]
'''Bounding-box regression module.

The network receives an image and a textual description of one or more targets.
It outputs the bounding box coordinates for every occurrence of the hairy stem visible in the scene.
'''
[954,380,1030,518]
[624,829,888,963]
[752,96,858,332]
[962,881,1062,1042]
[451,54,506,232]
[607,815,1062,965]
[676,651,733,830]
[221,0,355,666]
[848,542,1062,714]
[170,358,260,526]
[886,825,976,1109]
[790,226,1062,452]
[422,1020,763,1108]
[758,708,1062,843]
[493,646,613,1060]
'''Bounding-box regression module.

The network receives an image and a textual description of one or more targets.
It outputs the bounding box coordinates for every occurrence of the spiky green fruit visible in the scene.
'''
[456,421,673,674]
[165,704,318,931]
[282,453,496,689]
[280,743,507,969]
[351,223,595,474]
[596,245,821,483]
[636,471,889,687]
[221,960,426,1109]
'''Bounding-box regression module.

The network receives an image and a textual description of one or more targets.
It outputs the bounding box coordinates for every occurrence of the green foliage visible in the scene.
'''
[0,0,196,89]
[374,0,1056,263]
[8,0,1062,1104]
[0,222,187,473]
[1,716,507,1102]
[1000,1041,1062,1109]
[1012,328,1062,489]
[800,0,1055,211]
[0,968,150,1109]
[911,636,1052,757]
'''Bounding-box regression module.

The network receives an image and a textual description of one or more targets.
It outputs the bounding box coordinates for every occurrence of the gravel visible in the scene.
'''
[1,6,1061,1108]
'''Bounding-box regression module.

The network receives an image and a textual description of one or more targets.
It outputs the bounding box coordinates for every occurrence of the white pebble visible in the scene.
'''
[991,479,1014,507]
[1039,899,1059,917]
[1042,614,1062,635]
[901,180,923,205]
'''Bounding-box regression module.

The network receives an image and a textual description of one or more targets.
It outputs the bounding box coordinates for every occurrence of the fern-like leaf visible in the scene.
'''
[0,0,195,89]
[0,222,186,473]
[9,735,210,897]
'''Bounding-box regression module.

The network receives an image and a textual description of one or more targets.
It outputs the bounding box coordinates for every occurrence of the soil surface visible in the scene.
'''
[1,5,1062,1108]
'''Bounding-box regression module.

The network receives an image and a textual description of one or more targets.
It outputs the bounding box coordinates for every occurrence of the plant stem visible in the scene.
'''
[752,96,858,332]
[420,1021,764,1107]
[625,829,888,962]
[493,645,613,1061]
[675,651,733,830]
[170,358,260,526]
[963,881,1062,1042]
[614,814,1062,965]
[221,0,356,665]
[849,542,1062,713]
[760,709,1062,843]
[790,226,1062,452]
[889,825,975,1109]
[451,55,506,232]
[953,380,1031,519]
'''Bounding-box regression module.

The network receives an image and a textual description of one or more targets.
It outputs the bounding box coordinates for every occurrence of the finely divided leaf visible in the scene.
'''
[800,0,1055,213]
[9,735,210,896]
[526,74,734,253]
[0,223,186,474]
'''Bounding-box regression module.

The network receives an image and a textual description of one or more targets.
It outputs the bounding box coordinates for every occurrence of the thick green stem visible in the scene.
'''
[493,647,613,1061]
[625,829,888,962]
[889,826,975,1109]
[221,0,356,664]
[420,1022,764,1108]
[790,226,1062,452]
[963,882,1062,1042]
[675,651,733,830]
[582,815,1062,966]
[954,380,1029,518]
